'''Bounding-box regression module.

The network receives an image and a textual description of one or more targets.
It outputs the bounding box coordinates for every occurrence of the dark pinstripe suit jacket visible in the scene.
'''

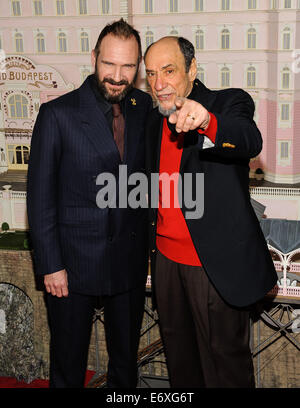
[27,76,153,296]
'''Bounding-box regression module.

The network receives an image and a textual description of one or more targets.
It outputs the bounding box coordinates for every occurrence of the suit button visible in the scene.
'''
[151,221,155,226]
[152,249,156,253]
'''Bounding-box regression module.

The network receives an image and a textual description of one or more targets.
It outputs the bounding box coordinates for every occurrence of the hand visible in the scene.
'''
[168,97,210,133]
[44,269,69,297]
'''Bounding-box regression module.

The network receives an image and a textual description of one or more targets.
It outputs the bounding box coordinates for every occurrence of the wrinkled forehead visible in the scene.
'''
[145,38,185,70]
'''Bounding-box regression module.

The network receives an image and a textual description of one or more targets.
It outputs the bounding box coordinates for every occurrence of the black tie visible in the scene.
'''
[112,103,125,161]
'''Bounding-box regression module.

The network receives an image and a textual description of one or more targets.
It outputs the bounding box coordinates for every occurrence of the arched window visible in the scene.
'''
[145,31,154,48]
[221,66,230,88]
[8,94,29,118]
[36,33,45,53]
[58,32,67,52]
[283,27,291,49]
[7,145,30,166]
[16,146,30,164]
[247,66,256,87]
[282,67,290,89]
[15,33,23,52]
[197,65,205,83]
[247,28,256,49]
[170,29,178,36]
[195,30,204,50]
[221,29,230,49]
[80,32,89,52]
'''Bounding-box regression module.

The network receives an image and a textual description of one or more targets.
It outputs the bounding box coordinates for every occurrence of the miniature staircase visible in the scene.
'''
[0,170,27,184]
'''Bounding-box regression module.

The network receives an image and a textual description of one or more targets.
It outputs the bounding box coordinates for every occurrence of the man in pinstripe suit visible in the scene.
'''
[27,19,153,388]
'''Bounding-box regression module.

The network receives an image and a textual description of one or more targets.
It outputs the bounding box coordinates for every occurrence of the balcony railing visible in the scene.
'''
[250,187,300,197]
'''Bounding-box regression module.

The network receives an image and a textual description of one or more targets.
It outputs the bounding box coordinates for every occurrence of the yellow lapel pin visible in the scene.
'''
[131,98,137,106]
[222,142,236,148]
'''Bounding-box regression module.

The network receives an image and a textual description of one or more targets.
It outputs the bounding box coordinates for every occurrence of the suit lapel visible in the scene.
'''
[123,92,144,170]
[191,80,217,112]
[78,78,121,174]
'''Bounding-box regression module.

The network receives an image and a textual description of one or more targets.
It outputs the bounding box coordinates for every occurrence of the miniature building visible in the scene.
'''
[260,218,300,298]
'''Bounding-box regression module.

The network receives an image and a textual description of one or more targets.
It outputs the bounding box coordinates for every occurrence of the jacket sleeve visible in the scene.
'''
[27,103,64,275]
[200,89,262,159]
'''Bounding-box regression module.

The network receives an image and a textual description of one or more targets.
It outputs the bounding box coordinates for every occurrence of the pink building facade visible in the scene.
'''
[130,0,300,186]
[0,0,299,224]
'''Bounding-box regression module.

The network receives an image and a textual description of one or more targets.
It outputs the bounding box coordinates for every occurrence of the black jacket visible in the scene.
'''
[146,79,277,308]
[27,76,153,296]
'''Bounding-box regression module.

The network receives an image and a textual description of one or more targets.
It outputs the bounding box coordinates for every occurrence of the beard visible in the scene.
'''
[157,102,177,117]
[94,62,138,103]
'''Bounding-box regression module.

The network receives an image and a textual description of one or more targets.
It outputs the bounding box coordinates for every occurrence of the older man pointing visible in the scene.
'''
[144,36,277,388]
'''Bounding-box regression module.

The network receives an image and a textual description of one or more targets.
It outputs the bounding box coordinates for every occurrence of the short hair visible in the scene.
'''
[144,36,195,73]
[94,18,142,62]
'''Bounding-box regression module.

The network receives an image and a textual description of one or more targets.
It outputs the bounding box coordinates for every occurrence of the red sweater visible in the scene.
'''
[156,113,217,266]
